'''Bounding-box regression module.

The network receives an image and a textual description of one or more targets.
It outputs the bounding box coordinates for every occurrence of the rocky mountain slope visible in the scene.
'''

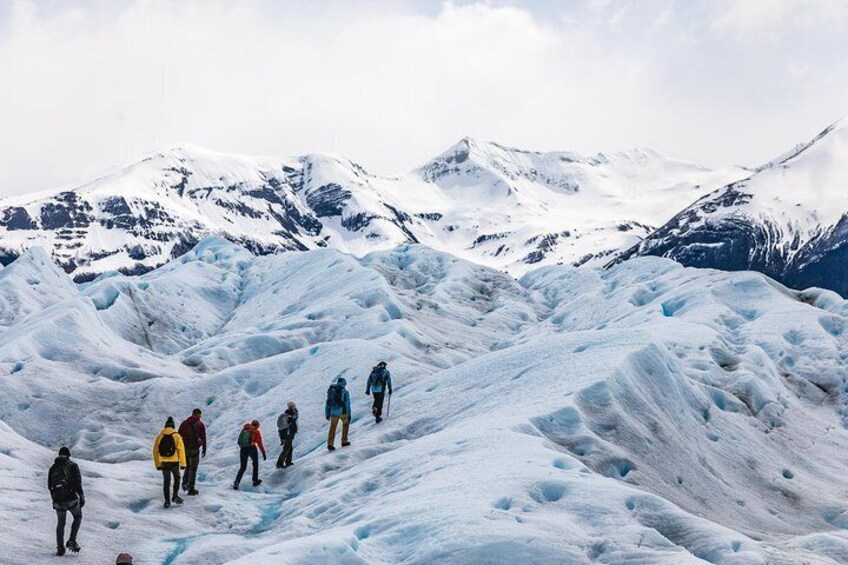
[0,141,744,281]
[615,119,848,296]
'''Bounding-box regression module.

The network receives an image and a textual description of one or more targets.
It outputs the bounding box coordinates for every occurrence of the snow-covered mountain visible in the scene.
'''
[1,238,847,563]
[0,140,745,281]
[615,119,848,296]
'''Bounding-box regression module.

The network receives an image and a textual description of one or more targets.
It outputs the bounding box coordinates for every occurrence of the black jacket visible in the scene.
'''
[277,408,299,442]
[49,456,84,504]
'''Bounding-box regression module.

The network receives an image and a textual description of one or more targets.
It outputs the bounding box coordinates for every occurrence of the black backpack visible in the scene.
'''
[327,384,344,409]
[158,432,177,457]
[48,462,75,503]
[370,367,387,387]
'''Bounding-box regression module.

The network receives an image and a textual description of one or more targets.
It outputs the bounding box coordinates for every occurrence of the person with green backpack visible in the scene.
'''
[153,417,186,508]
[233,420,266,490]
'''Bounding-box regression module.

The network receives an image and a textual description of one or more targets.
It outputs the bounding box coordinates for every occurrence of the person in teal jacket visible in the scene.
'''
[365,361,393,423]
[325,377,351,450]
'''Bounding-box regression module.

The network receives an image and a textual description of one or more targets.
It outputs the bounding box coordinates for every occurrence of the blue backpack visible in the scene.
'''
[370,367,387,387]
[327,384,344,408]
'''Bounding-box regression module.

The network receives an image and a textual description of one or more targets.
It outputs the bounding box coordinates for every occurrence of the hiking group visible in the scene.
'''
[47,361,394,556]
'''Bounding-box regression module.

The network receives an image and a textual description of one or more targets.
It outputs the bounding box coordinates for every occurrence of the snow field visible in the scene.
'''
[0,238,846,563]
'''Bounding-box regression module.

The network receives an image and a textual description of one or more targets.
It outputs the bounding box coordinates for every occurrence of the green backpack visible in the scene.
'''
[237,428,252,448]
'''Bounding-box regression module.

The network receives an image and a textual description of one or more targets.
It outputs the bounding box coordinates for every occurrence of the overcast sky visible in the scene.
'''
[0,0,846,197]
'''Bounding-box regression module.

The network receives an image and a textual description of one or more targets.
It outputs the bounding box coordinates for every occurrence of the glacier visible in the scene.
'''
[0,237,847,564]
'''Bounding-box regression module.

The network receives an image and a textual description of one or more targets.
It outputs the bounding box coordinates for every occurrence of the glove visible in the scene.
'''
[365,390,370,396]
[326,417,330,422]
[79,497,85,509]
[262,454,267,461]
[389,389,393,396]
[201,448,207,458]
[156,466,162,471]
[180,466,186,470]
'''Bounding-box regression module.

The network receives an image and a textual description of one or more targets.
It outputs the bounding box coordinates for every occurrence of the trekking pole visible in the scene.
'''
[387,393,391,419]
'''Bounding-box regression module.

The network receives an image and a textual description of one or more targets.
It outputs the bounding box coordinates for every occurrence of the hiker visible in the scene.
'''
[178,408,207,495]
[365,361,393,423]
[153,417,186,508]
[276,401,299,469]
[48,446,84,556]
[326,376,352,451]
[116,553,134,565]
[233,420,266,490]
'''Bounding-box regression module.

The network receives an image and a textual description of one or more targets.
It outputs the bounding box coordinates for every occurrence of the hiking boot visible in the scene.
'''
[187,489,199,496]
[56,546,66,556]
[252,479,263,487]
[164,500,171,508]
[342,441,351,447]
[232,483,240,491]
[375,416,383,423]
[65,539,80,553]
[172,495,184,506]
[327,445,336,451]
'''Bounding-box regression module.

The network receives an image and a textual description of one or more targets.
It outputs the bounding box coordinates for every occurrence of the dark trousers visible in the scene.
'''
[372,392,385,418]
[235,446,259,486]
[161,462,180,502]
[183,450,200,490]
[276,436,294,467]
[55,502,82,548]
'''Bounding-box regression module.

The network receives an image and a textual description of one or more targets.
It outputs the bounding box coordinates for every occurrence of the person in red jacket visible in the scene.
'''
[178,408,207,496]
[233,420,266,490]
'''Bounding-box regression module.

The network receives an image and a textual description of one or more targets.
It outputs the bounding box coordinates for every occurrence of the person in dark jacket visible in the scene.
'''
[233,420,266,490]
[178,408,207,495]
[326,376,352,450]
[276,401,299,469]
[365,361,393,423]
[48,446,84,556]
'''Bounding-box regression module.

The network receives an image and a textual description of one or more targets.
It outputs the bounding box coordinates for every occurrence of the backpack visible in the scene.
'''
[237,428,252,448]
[48,462,75,503]
[158,432,177,458]
[370,367,387,387]
[327,384,344,409]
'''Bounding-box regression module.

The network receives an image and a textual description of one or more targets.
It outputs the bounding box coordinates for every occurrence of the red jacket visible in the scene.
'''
[178,416,207,453]
[242,423,266,458]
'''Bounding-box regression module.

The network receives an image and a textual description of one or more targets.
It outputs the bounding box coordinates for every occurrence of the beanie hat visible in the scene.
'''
[58,446,71,457]
[116,553,134,565]
[251,419,260,427]
[165,416,175,428]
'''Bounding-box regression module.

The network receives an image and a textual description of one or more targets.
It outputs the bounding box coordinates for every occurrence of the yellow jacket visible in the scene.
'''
[153,427,187,468]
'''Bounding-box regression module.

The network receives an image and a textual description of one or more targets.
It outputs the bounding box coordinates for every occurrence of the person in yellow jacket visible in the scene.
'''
[153,417,186,508]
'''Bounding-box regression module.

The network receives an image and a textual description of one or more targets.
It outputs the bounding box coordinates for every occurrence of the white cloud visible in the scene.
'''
[0,0,845,197]
[711,0,848,35]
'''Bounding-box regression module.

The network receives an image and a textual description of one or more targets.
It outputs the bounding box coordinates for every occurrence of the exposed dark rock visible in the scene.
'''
[40,192,92,229]
[306,183,351,217]
[472,232,510,247]
[0,207,36,230]
[342,213,373,232]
